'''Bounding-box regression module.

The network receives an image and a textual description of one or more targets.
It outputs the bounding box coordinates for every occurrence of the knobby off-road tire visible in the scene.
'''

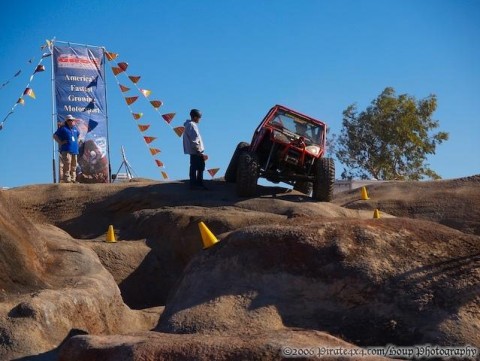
[236,151,259,197]
[224,142,250,183]
[312,157,335,202]
[293,181,313,195]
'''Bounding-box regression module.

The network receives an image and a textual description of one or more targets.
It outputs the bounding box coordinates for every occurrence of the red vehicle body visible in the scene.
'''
[225,105,335,201]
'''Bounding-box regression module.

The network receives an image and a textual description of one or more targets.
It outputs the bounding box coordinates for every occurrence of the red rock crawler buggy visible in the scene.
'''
[225,105,335,201]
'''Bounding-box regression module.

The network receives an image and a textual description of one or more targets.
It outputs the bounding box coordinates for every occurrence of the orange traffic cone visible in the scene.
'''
[106,225,117,243]
[373,209,381,219]
[361,186,370,200]
[198,221,219,249]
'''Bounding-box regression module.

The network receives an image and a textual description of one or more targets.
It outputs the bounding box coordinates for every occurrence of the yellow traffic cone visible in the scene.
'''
[373,209,381,219]
[361,186,370,200]
[198,221,219,249]
[106,225,117,243]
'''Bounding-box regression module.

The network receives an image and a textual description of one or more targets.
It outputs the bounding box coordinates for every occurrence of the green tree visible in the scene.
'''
[335,87,449,180]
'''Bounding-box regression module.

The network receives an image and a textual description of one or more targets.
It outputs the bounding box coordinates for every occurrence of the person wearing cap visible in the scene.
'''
[183,109,208,189]
[53,114,80,183]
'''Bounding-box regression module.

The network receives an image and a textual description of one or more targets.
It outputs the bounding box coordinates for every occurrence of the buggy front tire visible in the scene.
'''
[236,151,259,197]
[224,142,250,183]
[312,157,335,202]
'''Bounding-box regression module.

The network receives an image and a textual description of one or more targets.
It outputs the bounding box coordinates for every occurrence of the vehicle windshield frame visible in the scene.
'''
[267,110,324,146]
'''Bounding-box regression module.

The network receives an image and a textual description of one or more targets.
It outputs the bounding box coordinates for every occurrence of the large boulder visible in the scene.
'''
[59,328,389,361]
[0,193,158,359]
[158,218,480,346]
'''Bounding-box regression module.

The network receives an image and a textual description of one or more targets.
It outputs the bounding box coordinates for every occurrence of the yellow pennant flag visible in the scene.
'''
[132,112,143,120]
[162,113,175,124]
[41,39,52,50]
[173,126,185,137]
[143,136,156,144]
[150,100,163,109]
[17,98,25,105]
[161,171,168,179]
[119,84,130,92]
[129,75,141,84]
[149,148,161,156]
[125,96,138,105]
[105,51,119,61]
[155,159,164,167]
[23,88,35,99]
[140,89,151,97]
[138,124,150,132]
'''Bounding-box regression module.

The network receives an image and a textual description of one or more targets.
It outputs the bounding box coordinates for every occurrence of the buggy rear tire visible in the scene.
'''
[236,151,259,197]
[312,157,335,202]
[225,142,250,183]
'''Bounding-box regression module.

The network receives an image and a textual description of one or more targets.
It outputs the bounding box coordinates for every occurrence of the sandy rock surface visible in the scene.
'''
[0,176,478,360]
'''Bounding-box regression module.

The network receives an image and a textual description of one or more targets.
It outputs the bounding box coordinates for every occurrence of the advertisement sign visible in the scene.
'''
[53,45,109,183]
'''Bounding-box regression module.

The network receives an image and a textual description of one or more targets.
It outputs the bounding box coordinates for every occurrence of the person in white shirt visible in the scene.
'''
[183,109,208,189]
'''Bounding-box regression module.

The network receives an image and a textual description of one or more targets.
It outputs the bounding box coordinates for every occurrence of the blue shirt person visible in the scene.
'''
[53,114,80,183]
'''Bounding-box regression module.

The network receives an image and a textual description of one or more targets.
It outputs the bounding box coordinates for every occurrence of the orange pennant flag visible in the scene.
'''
[119,84,130,92]
[155,159,164,167]
[149,148,161,156]
[112,66,123,76]
[34,65,45,73]
[132,112,143,120]
[138,124,150,132]
[161,171,168,179]
[140,89,151,97]
[143,136,156,144]
[17,98,25,105]
[162,113,175,123]
[129,75,141,84]
[23,88,36,99]
[105,51,119,61]
[118,62,128,71]
[125,96,138,105]
[150,100,163,109]
[173,126,185,137]
[207,168,220,178]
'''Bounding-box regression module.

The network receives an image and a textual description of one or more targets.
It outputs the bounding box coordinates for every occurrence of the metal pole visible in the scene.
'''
[102,49,112,183]
[50,37,57,183]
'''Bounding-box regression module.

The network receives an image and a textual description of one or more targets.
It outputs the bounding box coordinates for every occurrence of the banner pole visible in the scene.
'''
[50,38,57,183]
[102,49,112,183]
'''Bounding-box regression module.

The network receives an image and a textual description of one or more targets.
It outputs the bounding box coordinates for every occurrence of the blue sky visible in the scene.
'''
[1,0,479,187]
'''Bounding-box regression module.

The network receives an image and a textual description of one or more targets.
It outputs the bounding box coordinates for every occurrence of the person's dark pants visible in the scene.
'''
[189,154,205,187]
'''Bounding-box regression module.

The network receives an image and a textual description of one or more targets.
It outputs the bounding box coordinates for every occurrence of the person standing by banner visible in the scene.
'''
[53,114,80,183]
[183,109,208,189]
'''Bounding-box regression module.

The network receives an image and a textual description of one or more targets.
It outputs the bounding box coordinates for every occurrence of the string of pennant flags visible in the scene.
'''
[0,56,36,91]
[104,50,220,179]
[105,51,170,179]
[0,48,50,131]
[0,41,220,180]
[106,53,185,136]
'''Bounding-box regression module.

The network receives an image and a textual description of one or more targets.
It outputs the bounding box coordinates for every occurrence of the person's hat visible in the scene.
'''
[65,114,76,121]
